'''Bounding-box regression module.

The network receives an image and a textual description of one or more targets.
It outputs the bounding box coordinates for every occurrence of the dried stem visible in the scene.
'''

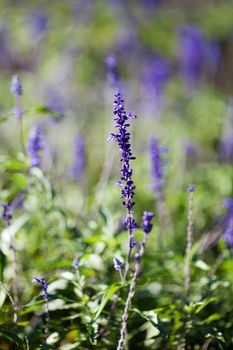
[7,225,19,309]
[117,234,148,350]
[123,211,134,280]
[184,189,194,302]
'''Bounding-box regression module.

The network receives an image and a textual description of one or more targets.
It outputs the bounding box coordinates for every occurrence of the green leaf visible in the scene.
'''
[189,297,217,315]
[34,105,64,121]
[194,260,210,271]
[94,283,122,320]
[132,308,168,339]
[0,250,6,281]
[0,325,24,347]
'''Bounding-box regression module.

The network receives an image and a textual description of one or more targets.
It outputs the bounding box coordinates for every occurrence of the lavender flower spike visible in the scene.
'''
[109,90,137,279]
[27,125,43,167]
[11,75,23,119]
[109,91,137,214]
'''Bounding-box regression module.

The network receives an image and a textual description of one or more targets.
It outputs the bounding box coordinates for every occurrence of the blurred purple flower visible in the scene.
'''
[27,125,44,168]
[183,140,198,158]
[45,92,65,123]
[223,198,233,248]
[0,203,12,225]
[141,211,154,234]
[220,138,233,162]
[11,75,23,119]
[142,0,163,9]
[205,40,221,71]
[29,10,49,36]
[142,58,170,96]
[73,257,79,269]
[113,257,124,271]
[33,276,48,299]
[0,25,12,69]
[187,184,196,193]
[179,25,206,85]
[11,75,22,96]
[69,134,86,182]
[149,137,168,193]
[105,54,119,85]
[0,193,25,226]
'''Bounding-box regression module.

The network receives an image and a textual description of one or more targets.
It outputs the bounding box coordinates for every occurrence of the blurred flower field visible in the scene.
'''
[1,1,233,349]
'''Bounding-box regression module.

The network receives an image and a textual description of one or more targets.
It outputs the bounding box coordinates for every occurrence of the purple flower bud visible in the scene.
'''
[0,203,12,224]
[113,257,124,271]
[130,237,138,248]
[33,276,48,300]
[141,211,154,234]
[27,125,44,168]
[135,253,141,263]
[11,75,22,96]
[187,184,196,193]
[73,257,79,270]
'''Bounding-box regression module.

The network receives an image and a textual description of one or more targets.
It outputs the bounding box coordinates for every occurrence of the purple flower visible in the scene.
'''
[130,237,138,248]
[179,25,206,85]
[220,138,233,162]
[69,135,86,181]
[187,184,196,193]
[105,54,119,85]
[183,139,198,158]
[142,0,163,8]
[11,75,22,96]
[0,203,12,224]
[149,137,168,193]
[33,276,48,301]
[109,91,137,212]
[29,10,49,36]
[27,125,43,168]
[0,193,25,226]
[113,257,124,271]
[73,257,79,270]
[141,211,154,234]
[142,58,170,96]
[11,75,23,119]
[223,198,233,248]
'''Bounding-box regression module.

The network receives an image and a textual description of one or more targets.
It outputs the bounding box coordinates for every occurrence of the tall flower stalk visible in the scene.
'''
[109,91,137,279]
[117,212,154,350]
[181,184,196,349]
[184,184,196,301]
